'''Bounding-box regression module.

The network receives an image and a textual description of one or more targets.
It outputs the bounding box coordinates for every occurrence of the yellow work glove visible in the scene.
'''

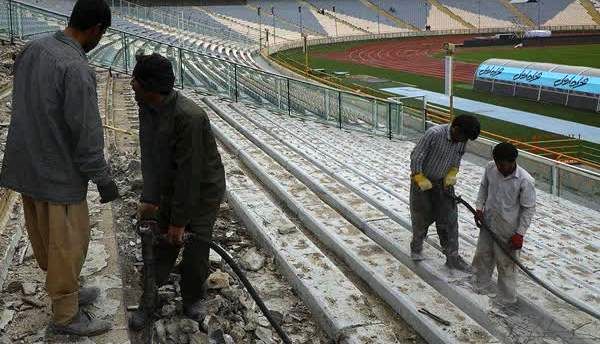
[444,167,459,187]
[412,173,433,191]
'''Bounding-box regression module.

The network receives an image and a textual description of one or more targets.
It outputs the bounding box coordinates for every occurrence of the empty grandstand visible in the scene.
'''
[1,1,599,343]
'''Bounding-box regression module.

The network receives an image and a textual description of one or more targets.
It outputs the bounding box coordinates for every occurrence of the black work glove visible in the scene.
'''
[98,180,119,203]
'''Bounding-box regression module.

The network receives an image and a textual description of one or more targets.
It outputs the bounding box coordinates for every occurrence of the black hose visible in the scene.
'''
[452,194,600,321]
[174,233,292,344]
[207,240,293,344]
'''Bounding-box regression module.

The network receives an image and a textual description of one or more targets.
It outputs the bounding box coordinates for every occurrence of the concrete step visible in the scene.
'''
[198,94,498,344]
[210,117,413,343]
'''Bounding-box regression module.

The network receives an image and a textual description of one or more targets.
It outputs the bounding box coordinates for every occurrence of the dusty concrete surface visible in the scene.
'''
[102,75,332,344]
[1,63,331,343]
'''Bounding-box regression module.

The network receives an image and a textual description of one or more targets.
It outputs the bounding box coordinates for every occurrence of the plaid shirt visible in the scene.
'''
[410,124,466,180]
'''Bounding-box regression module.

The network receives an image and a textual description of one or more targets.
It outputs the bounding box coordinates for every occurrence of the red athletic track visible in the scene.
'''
[317,35,480,83]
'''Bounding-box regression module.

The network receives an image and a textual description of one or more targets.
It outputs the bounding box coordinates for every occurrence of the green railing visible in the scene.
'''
[0,0,426,139]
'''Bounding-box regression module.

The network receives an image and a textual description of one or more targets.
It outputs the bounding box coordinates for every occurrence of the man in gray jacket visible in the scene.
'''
[0,0,118,336]
[127,54,225,329]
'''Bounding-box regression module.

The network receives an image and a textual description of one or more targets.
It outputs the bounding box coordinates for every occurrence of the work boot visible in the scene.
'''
[445,255,473,273]
[79,287,100,306]
[410,250,426,261]
[183,299,206,321]
[128,308,148,331]
[49,309,111,336]
[472,281,497,296]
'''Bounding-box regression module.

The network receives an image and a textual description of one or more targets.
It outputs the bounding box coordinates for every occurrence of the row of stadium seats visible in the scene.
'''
[513,0,597,26]
[14,0,600,45]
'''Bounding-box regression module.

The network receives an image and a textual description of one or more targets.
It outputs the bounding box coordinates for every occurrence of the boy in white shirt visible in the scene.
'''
[472,142,536,305]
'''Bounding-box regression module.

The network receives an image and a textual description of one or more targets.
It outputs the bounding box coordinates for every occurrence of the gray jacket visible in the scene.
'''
[0,31,112,203]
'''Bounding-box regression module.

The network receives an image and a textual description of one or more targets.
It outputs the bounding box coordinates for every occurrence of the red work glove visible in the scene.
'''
[510,233,524,250]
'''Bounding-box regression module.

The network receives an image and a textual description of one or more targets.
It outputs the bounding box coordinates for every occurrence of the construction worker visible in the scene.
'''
[0,0,117,336]
[472,142,536,305]
[128,54,226,328]
[409,115,480,271]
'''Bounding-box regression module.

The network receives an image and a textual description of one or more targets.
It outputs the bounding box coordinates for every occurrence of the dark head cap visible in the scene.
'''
[132,53,175,95]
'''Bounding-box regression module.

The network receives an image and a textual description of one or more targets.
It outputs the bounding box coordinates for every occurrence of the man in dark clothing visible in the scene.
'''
[0,0,118,336]
[128,54,226,329]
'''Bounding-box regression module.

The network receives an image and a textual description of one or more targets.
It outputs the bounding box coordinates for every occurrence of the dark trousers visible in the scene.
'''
[154,199,221,304]
[409,180,459,257]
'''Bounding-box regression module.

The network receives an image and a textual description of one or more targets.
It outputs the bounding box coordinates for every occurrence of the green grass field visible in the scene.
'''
[437,44,600,68]
[274,43,600,129]
[272,42,600,164]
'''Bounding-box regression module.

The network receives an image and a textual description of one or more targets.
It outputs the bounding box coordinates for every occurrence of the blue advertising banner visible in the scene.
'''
[476,64,600,95]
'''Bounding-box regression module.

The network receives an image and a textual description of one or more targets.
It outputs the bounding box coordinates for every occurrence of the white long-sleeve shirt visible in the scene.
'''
[476,161,536,236]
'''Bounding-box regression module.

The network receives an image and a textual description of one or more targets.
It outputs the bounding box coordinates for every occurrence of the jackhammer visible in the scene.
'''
[136,220,292,344]
[451,194,600,321]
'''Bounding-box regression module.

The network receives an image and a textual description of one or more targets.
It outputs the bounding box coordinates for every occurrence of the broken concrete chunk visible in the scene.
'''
[179,318,199,334]
[0,309,15,331]
[209,249,222,266]
[209,329,226,344]
[239,293,255,311]
[223,334,235,344]
[188,331,209,344]
[5,281,22,293]
[21,282,36,296]
[0,334,10,344]
[277,223,296,235]
[207,270,230,290]
[154,319,167,343]
[161,304,177,318]
[241,247,265,272]
[22,296,44,308]
[220,287,241,302]
[229,324,246,342]
[201,314,218,333]
[254,326,273,344]
[256,315,270,328]
[165,319,179,336]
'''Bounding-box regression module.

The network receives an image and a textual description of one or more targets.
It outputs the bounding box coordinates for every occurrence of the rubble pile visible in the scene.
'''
[108,118,327,343]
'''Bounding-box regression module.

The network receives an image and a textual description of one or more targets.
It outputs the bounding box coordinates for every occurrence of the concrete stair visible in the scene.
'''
[301,0,372,35]
[427,0,475,29]
[358,0,420,31]
[498,0,535,27]
[246,2,326,38]
[579,0,600,25]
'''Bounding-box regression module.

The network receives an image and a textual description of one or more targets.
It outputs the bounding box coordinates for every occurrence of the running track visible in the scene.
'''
[318,35,480,83]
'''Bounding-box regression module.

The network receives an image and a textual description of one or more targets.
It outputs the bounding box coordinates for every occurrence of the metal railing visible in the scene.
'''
[267,24,600,54]
[1,0,597,202]
[0,0,426,140]
[109,0,256,48]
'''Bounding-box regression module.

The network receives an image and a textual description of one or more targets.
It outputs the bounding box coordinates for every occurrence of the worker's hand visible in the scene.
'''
[443,167,459,188]
[412,173,433,191]
[138,202,158,220]
[98,180,119,203]
[167,225,185,246]
[510,233,524,250]
[474,209,484,227]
